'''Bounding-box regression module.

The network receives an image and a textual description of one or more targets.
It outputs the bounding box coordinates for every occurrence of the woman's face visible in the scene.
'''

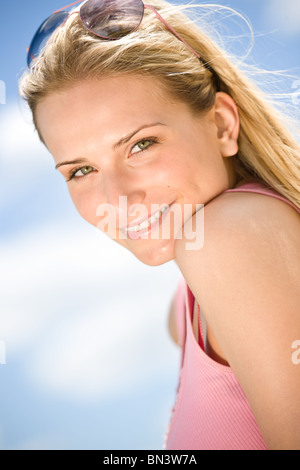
[36,75,239,266]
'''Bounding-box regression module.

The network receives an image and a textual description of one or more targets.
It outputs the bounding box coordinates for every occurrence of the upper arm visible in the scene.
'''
[168,295,179,346]
[168,277,187,347]
[175,193,300,450]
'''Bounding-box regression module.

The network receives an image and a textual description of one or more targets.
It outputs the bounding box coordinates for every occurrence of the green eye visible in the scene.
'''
[131,140,153,154]
[138,140,151,150]
[75,166,94,177]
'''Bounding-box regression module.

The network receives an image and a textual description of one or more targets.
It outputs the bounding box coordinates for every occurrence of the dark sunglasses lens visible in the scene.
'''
[80,0,144,39]
[27,11,69,66]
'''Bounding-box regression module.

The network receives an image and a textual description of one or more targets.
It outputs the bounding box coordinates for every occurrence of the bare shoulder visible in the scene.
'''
[175,187,300,307]
[209,187,300,231]
[175,189,300,449]
[175,188,300,281]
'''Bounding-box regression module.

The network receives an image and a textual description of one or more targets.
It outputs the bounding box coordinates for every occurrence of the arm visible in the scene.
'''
[168,277,187,347]
[175,193,300,450]
[168,294,179,346]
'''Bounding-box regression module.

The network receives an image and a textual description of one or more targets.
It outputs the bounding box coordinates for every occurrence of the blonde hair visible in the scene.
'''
[19,0,300,209]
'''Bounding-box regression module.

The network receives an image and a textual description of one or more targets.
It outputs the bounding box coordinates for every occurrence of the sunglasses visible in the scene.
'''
[27,0,220,90]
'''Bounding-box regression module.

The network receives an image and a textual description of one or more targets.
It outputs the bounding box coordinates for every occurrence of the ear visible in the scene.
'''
[213,92,240,157]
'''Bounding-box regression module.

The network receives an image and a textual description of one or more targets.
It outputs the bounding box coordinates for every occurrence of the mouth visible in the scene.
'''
[121,204,171,240]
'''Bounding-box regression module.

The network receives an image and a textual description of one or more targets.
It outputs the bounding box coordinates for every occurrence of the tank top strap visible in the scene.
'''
[224,181,300,214]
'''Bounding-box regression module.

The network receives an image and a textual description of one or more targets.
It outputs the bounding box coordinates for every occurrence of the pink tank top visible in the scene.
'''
[164,181,300,450]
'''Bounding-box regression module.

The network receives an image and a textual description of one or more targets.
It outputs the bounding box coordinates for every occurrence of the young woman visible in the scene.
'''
[20,0,300,450]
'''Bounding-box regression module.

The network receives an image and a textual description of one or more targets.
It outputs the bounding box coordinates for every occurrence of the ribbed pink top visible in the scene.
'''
[164,182,300,450]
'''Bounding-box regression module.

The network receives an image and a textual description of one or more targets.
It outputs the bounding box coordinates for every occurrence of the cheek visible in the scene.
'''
[154,150,186,181]
[68,187,100,226]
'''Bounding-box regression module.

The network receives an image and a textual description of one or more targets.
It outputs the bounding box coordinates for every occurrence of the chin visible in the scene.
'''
[128,240,176,267]
[137,254,174,267]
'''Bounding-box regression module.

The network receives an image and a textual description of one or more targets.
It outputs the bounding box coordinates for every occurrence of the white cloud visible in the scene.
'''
[263,0,300,34]
[0,102,50,168]
[0,219,180,402]
[0,103,60,215]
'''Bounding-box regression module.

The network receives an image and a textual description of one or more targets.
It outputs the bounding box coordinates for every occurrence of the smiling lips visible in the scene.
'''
[123,204,170,237]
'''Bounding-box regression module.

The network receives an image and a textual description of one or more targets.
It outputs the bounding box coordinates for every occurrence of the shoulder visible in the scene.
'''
[175,187,300,281]
[175,188,300,449]
[175,187,300,312]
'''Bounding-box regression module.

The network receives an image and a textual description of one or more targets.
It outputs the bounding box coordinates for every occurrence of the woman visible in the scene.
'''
[20,0,300,450]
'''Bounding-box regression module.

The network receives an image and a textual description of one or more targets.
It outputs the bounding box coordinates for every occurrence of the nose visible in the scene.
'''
[102,170,146,221]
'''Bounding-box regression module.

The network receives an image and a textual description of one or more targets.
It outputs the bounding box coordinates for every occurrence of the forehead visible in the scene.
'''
[35,75,192,157]
[36,75,177,125]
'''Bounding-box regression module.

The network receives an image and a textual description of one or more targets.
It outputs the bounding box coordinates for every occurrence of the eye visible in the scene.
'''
[68,166,95,181]
[75,166,94,177]
[131,139,155,155]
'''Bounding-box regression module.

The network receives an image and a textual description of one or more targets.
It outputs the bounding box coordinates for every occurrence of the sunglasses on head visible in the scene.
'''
[27,0,220,90]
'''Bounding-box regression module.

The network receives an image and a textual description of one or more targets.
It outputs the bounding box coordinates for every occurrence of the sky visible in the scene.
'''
[0,0,300,451]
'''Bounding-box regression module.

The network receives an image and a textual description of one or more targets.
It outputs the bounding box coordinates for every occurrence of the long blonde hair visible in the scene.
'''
[19,0,300,209]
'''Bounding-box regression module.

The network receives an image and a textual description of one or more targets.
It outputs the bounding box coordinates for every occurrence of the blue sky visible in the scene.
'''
[0,0,300,450]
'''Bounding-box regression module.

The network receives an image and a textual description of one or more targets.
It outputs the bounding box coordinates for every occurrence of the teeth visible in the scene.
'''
[140,220,150,230]
[126,205,169,232]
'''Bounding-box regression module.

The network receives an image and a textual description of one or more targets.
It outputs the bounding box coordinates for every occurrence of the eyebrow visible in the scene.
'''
[55,122,166,170]
[55,158,86,170]
[113,122,165,150]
